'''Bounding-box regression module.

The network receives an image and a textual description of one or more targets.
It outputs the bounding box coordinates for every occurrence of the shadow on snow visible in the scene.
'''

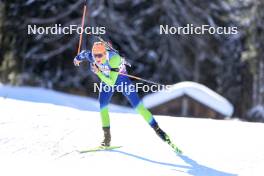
[107,150,237,176]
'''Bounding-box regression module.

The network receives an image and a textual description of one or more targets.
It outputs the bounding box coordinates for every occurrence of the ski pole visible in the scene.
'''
[77,1,88,54]
[118,72,164,86]
[95,63,164,86]
[75,3,162,86]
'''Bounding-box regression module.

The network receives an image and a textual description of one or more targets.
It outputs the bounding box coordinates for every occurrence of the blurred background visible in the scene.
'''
[0,0,264,122]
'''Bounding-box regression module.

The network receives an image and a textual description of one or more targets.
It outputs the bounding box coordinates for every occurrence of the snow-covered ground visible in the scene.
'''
[0,85,264,176]
[0,85,134,113]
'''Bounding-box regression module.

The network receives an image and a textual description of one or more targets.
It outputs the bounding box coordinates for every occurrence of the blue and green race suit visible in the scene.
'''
[75,50,158,128]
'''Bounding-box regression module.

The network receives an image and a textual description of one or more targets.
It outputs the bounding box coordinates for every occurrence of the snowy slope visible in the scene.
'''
[0,87,264,176]
[0,84,134,113]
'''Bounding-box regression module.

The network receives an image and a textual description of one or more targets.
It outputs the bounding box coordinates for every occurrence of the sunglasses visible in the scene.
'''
[94,53,104,58]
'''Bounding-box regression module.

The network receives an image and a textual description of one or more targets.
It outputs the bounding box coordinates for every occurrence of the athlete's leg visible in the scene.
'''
[98,83,114,146]
[117,75,170,142]
[116,75,182,153]
[99,83,114,127]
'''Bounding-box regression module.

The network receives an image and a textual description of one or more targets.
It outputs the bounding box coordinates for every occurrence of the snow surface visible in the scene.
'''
[0,86,263,176]
[0,84,134,113]
[143,81,234,117]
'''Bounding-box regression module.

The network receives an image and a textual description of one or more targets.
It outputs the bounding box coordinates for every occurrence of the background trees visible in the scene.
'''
[0,0,263,121]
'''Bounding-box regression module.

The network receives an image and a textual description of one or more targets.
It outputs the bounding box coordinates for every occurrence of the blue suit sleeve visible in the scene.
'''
[75,50,94,63]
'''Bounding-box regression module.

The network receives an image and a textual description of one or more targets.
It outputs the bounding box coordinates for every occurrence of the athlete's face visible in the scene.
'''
[94,52,106,64]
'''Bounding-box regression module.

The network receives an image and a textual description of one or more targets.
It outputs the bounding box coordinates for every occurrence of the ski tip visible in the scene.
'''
[169,143,183,155]
[174,146,183,155]
[175,148,183,155]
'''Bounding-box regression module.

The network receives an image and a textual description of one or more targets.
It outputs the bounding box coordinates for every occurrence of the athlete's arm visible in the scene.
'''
[73,50,94,66]
[96,54,121,86]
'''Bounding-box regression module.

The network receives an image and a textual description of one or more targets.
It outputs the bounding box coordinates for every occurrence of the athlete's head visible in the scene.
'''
[92,42,106,64]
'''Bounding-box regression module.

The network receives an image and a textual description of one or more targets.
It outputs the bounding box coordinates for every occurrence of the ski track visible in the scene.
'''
[0,97,264,176]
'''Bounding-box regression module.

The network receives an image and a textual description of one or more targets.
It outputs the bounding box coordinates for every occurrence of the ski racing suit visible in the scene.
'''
[75,50,159,129]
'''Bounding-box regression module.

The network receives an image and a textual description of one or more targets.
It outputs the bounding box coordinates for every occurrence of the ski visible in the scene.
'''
[170,143,183,154]
[165,139,183,154]
[78,146,122,153]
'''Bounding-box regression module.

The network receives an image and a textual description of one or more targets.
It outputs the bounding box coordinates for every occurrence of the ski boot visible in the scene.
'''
[101,127,111,147]
[153,124,182,154]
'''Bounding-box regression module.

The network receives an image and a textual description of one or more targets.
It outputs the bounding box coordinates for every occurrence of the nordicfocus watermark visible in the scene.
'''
[160,24,238,35]
[27,24,106,35]
[93,82,171,94]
